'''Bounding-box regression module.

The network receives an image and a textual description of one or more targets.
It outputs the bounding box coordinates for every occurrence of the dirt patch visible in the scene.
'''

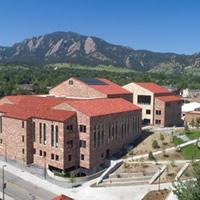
[154,149,185,161]
[142,189,170,200]
[180,164,194,181]
[129,131,174,157]
[115,162,160,174]
[154,163,183,184]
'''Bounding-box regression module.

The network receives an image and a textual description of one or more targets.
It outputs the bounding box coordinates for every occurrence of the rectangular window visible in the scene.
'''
[56,155,59,161]
[22,135,24,142]
[80,140,86,148]
[67,140,73,149]
[51,153,54,160]
[69,80,73,85]
[93,125,97,148]
[156,120,161,124]
[32,122,35,142]
[127,119,129,136]
[80,125,86,133]
[108,123,111,143]
[39,123,42,144]
[81,154,84,160]
[22,148,24,154]
[67,125,73,132]
[0,116,2,133]
[33,149,36,154]
[115,122,117,141]
[55,126,59,148]
[97,124,100,147]
[101,124,104,145]
[111,122,114,142]
[68,155,72,161]
[156,110,161,115]
[146,109,151,114]
[22,121,25,128]
[51,125,54,147]
[0,139,3,144]
[137,95,151,105]
[39,150,42,156]
[43,151,46,157]
[43,124,46,145]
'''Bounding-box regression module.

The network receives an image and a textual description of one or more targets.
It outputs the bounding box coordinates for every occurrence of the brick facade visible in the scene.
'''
[0,90,141,175]
[123,82,182,127]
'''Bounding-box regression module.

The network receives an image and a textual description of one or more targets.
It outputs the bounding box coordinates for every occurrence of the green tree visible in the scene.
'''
[69,171,75,187]
[173,162,200,200]
[190,119,195,127]
[184,122,189,133]
[160,133,165,142]
[148,151,155,161]
[152,140,159,149]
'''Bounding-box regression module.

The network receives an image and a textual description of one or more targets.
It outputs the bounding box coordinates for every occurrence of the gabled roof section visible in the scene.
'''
[135,82,172,94]
[0,96,75,122]
[156,95,181,102]
[66,98,141,117]
[74,77,132,95]
[52,194,74,200]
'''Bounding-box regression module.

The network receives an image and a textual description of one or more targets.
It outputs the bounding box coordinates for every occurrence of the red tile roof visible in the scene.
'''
[135,82,172,94]
[0,95,140,120]
[74,77,132,95]
[156,95,181,102]
[52,194,74,200]
[67,98,141,117]
[0,96,75,121]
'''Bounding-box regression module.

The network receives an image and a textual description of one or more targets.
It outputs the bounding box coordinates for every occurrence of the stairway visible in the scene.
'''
[100,172,155,187]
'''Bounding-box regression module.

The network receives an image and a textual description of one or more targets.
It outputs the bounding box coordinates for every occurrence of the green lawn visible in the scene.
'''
[173,136,185,146]
[184,130,200,140]
[181,144,200,160]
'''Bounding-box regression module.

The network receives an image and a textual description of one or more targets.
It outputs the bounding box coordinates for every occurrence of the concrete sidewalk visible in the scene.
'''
[0,160,76,199]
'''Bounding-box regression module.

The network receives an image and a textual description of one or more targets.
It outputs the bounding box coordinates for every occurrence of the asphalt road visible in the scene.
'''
[0,168,57,200]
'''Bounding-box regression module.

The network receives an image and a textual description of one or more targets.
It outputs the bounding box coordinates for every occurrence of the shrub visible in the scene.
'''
[152,140,159,149]
[148,151,155,160]
[160,134,165,141]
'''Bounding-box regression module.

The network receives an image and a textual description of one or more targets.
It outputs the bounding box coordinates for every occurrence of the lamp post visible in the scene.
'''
[44,157,46,179]
[2,165,6,200]
[158,167,161,192]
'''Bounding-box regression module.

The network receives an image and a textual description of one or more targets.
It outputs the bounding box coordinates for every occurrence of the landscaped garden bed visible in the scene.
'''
[142,189,170,200]
[154,163,183,184]
[115,162,159,174]
[129,131,175,156]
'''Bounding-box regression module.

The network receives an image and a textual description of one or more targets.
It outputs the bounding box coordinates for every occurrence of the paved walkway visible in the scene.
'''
[125,138,199,161]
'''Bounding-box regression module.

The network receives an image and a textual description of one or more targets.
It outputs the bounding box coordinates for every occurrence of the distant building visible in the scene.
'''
[162,86,181,96]
[185,109,200,124]
[191,96,200,104]
[182,102,200,119]
[123,82,182,127]
[182,88,200,98]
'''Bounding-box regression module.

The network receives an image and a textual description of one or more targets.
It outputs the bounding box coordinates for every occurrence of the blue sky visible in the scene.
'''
[0,0,200,54]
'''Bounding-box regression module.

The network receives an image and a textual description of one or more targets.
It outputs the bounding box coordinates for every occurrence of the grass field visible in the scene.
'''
[180,144,200,160]
[47,63,136,73]
[182,130,200,140]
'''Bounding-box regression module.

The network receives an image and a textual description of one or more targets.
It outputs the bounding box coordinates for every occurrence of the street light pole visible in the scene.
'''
[2,165,6,200]
[158,167,161,192]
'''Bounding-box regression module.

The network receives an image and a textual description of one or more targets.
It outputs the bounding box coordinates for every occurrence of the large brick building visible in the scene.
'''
[49,77,133,102]
[0,92,141,175]
[123,82,182,127]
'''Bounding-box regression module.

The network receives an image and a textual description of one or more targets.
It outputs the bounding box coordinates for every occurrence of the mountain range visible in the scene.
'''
[0,31,200,72]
